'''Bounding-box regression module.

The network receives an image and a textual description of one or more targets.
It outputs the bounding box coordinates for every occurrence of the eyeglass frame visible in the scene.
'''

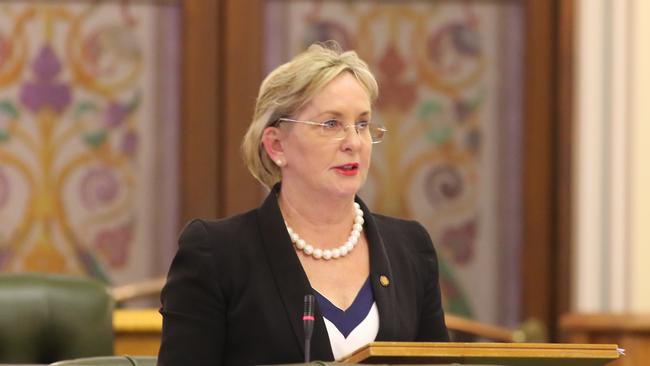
[274,117,387,144]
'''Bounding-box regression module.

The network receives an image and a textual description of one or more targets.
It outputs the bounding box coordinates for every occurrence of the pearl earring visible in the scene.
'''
[276,160,283,166]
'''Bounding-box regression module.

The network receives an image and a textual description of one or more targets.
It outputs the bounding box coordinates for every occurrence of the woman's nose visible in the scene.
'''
[340,125,363,148]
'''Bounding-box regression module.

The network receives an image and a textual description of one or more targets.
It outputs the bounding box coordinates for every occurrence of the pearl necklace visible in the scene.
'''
[285,202,364,260]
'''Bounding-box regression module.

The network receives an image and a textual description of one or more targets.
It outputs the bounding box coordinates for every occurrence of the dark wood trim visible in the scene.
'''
[180,0,221,224]
[554,0,575,337]
[522,0,554,335]
[222,0,265,216]
[522,0,574,341]
[180,0,264,222]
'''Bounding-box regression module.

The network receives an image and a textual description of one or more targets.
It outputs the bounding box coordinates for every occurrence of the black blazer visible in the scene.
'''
[158,186,448,366]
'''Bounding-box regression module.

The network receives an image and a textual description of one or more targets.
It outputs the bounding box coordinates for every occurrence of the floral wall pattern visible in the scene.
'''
[0,2,179,284]
[266,1,523,325]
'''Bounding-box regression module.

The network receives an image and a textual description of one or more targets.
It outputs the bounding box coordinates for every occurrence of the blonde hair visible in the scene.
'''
[241,40,379,189]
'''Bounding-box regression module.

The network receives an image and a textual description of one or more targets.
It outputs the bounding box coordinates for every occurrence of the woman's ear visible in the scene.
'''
[261,126,286,167]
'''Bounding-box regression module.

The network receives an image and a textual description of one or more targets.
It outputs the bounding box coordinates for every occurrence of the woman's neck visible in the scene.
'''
[277,184,357,236]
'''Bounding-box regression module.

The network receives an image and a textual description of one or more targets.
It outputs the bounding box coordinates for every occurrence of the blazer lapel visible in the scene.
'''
[257,185,334,361]
[356,197,399,340]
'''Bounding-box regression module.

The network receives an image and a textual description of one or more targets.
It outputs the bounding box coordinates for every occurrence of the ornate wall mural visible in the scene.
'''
[0,2,179,285]
[266,1,523,325]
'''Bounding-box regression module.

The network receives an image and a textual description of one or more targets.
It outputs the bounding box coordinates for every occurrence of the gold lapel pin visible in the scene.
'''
[379,275,390,287]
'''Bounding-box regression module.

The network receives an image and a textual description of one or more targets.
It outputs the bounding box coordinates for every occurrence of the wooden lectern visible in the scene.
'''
[342,342,621,365]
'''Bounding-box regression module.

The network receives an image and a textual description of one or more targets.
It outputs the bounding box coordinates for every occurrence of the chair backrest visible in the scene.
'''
[0,272,114,364]
[50,356,157,366]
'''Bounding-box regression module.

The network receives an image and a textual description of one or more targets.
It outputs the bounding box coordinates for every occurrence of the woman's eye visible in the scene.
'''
[322,119,340,129]
[356,121,370,130]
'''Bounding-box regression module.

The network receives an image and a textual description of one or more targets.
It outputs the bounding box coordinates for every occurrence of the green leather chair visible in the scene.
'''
[0,273,114,364]
[50,356,156,366]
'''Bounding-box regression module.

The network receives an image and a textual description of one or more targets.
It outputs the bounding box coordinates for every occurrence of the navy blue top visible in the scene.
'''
[313,277,375,338]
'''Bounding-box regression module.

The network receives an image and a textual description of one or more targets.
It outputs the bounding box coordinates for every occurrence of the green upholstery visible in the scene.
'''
[263,364,388,366]
[50,356,157,366]
[0,273,114,364]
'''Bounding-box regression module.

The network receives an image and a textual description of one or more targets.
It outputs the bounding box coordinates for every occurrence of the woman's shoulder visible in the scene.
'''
[183,209,257,234]
[369,212,427,234]
[368,213,435,252]
[177,209,260,253]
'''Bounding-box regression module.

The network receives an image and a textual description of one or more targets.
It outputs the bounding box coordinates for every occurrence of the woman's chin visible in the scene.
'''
[327,180,365,198]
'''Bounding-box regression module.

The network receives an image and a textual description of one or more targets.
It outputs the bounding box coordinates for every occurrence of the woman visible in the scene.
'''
[158,41,448,366]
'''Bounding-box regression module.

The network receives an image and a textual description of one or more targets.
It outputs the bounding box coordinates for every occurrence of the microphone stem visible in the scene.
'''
[303,294,315,363]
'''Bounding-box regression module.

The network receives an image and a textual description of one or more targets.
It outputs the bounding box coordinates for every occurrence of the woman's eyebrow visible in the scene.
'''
[313,110,371,119]
[313,110,343,119]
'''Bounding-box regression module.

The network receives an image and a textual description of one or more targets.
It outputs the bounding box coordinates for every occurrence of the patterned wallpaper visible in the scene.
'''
[0,2,179,285]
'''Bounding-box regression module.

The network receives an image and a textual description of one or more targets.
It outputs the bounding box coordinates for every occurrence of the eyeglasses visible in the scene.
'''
[276,118,387,144]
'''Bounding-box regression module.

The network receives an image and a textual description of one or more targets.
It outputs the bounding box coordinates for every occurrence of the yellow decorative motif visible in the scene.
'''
[23,235,67,274]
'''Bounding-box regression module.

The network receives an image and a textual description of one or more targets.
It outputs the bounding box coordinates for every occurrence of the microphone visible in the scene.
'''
[303,294,315,363]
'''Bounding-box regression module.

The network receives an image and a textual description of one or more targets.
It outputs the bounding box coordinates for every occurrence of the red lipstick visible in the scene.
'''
[333,163,359,176]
